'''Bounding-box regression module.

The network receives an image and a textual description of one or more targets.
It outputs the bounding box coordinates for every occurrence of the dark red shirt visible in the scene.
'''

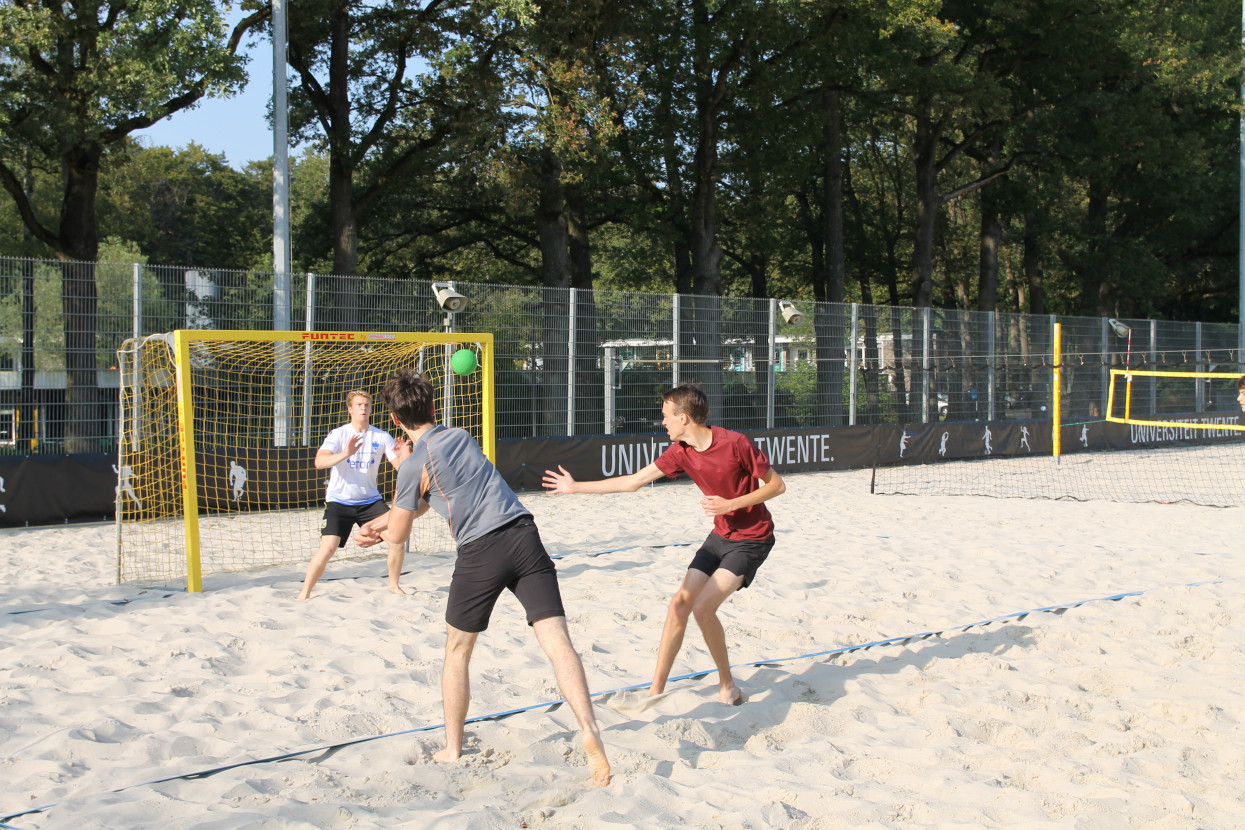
[655,425,775,541]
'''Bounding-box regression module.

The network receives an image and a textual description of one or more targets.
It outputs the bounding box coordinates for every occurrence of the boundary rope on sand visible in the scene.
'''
[2,576,1234,826]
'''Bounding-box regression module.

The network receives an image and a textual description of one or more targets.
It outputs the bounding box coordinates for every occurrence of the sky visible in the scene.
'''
[137,32,280,170]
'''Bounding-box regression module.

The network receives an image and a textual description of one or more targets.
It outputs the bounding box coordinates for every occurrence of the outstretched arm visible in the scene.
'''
[355,503,427,547]
[700,469,786,516]
[542,462,666,495]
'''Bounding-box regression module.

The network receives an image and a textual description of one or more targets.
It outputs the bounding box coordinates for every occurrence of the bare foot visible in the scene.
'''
[720,685,744,706]
[297,592,311,601]
[388,585,409,595]
[583,734,611,787]
[432,747,461,763]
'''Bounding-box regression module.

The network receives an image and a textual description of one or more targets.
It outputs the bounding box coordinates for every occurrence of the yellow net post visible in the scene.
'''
[1052,323,1062,461]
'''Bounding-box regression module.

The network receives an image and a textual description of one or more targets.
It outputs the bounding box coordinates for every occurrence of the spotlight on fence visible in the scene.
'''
[432,282,469,313]
[1108,318,1131,338]
[779,300,804,326]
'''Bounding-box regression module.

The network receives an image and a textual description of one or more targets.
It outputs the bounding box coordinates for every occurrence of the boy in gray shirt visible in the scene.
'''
[355,369,610,786]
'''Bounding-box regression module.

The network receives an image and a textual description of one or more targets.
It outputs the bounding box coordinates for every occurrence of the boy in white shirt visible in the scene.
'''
[298,390,409,599]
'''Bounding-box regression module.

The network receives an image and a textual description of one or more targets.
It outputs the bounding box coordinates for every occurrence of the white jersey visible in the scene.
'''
[320,424,398,505]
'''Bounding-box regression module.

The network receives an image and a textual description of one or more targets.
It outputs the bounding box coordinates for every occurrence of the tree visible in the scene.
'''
[0,0,261,450]
[99,141,268,270]
[282,0,513,329]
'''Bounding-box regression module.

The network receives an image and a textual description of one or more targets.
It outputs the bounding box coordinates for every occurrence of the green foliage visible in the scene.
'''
[1,0,1239,325]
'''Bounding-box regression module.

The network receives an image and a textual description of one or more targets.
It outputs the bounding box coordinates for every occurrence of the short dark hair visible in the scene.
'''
[1238,374,1245,392]
[662,383,709,424]
[382,369,435,429]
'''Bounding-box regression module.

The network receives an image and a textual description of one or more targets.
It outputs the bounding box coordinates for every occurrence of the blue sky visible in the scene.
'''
[137,33,279,170]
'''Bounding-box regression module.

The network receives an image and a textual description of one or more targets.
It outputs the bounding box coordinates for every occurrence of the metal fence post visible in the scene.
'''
[921,306,932,424]
[131,263,142,339]
[766,298,777,429]
[672,293,681,388]
[1149,319,1157,415]
[849,303,859,426]
[986,310,996,421]
[604,345,615,434]
[568,287,576,437]
[1049,314,1057,415]
[1195,321,1204,412]
[1100,317,1110,414]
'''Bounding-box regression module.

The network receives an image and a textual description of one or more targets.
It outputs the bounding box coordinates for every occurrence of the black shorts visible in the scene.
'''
[321,499,388,540]
[447,517,564,633]
[688,532,775,589]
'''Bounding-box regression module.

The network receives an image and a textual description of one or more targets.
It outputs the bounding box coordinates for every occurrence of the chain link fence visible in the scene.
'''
[1,256,1240,455]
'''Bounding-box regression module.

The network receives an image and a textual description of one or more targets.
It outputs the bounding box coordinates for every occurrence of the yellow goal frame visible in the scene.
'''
[164,329,494,592]
[1105,368,1241,432]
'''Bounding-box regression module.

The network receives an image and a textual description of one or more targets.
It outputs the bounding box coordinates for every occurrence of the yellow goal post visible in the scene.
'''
[116,330,494,592]
[1105,368,1245,431]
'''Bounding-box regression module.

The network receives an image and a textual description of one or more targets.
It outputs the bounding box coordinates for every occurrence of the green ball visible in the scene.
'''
[450,348,477,376]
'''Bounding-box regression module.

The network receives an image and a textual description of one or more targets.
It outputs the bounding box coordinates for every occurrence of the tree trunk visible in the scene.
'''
[566,186,603,435]
[1084,182,1110,316]
[326,2,360,330]
[1023,211,1045,315]
[912,95,938,309]
[978,187,1001,313]
[536,147,571,435]
[818,85,847,425]
[58,145,102,453]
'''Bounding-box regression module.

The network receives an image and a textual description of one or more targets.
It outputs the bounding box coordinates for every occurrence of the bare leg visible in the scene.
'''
[649,569,710,695]
[531,616,611,786]
[298,535,341,600]
[386,541,407,594]
[434,624,478,762]
[690,569,746,704]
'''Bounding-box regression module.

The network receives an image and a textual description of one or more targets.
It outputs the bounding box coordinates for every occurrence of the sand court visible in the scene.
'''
[2,468,1242,828]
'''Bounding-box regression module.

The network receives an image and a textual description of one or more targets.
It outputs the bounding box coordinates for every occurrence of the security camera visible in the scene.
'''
[1108,318,1131,338]
[779,300,803,326]
[432,282,469,313]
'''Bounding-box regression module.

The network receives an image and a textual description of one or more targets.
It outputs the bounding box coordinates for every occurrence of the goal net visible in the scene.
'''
[115,330,494,591]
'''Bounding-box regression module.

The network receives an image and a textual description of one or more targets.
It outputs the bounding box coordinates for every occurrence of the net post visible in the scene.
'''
[1052,323,1062,461]
[172,330,204,593]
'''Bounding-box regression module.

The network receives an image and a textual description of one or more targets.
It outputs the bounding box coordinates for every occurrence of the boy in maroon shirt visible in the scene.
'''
[543,384,785,705]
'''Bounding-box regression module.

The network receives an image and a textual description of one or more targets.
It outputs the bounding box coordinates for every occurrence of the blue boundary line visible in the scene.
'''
[3,576,1235,825]
[5,592,180,616]
[549,540,695,561]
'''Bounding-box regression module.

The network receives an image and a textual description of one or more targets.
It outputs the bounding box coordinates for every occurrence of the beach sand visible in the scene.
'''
[2,468,1242,828]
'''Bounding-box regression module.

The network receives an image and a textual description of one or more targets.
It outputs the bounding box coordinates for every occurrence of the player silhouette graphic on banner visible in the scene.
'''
[229,461,248,502]
[113,464,142,510]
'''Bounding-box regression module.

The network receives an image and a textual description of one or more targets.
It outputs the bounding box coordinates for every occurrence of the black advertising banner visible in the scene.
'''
[0,452,116,526]
[2,411,1240,526]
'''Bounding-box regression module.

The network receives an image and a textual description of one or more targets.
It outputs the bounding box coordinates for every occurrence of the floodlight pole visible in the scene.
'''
[272,0,293,446]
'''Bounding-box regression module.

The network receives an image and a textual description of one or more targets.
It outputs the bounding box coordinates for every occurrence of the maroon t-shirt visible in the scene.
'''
[654,425,775,541]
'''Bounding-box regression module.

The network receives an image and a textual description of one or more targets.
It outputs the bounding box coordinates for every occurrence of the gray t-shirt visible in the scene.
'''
[393,424,530,548]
